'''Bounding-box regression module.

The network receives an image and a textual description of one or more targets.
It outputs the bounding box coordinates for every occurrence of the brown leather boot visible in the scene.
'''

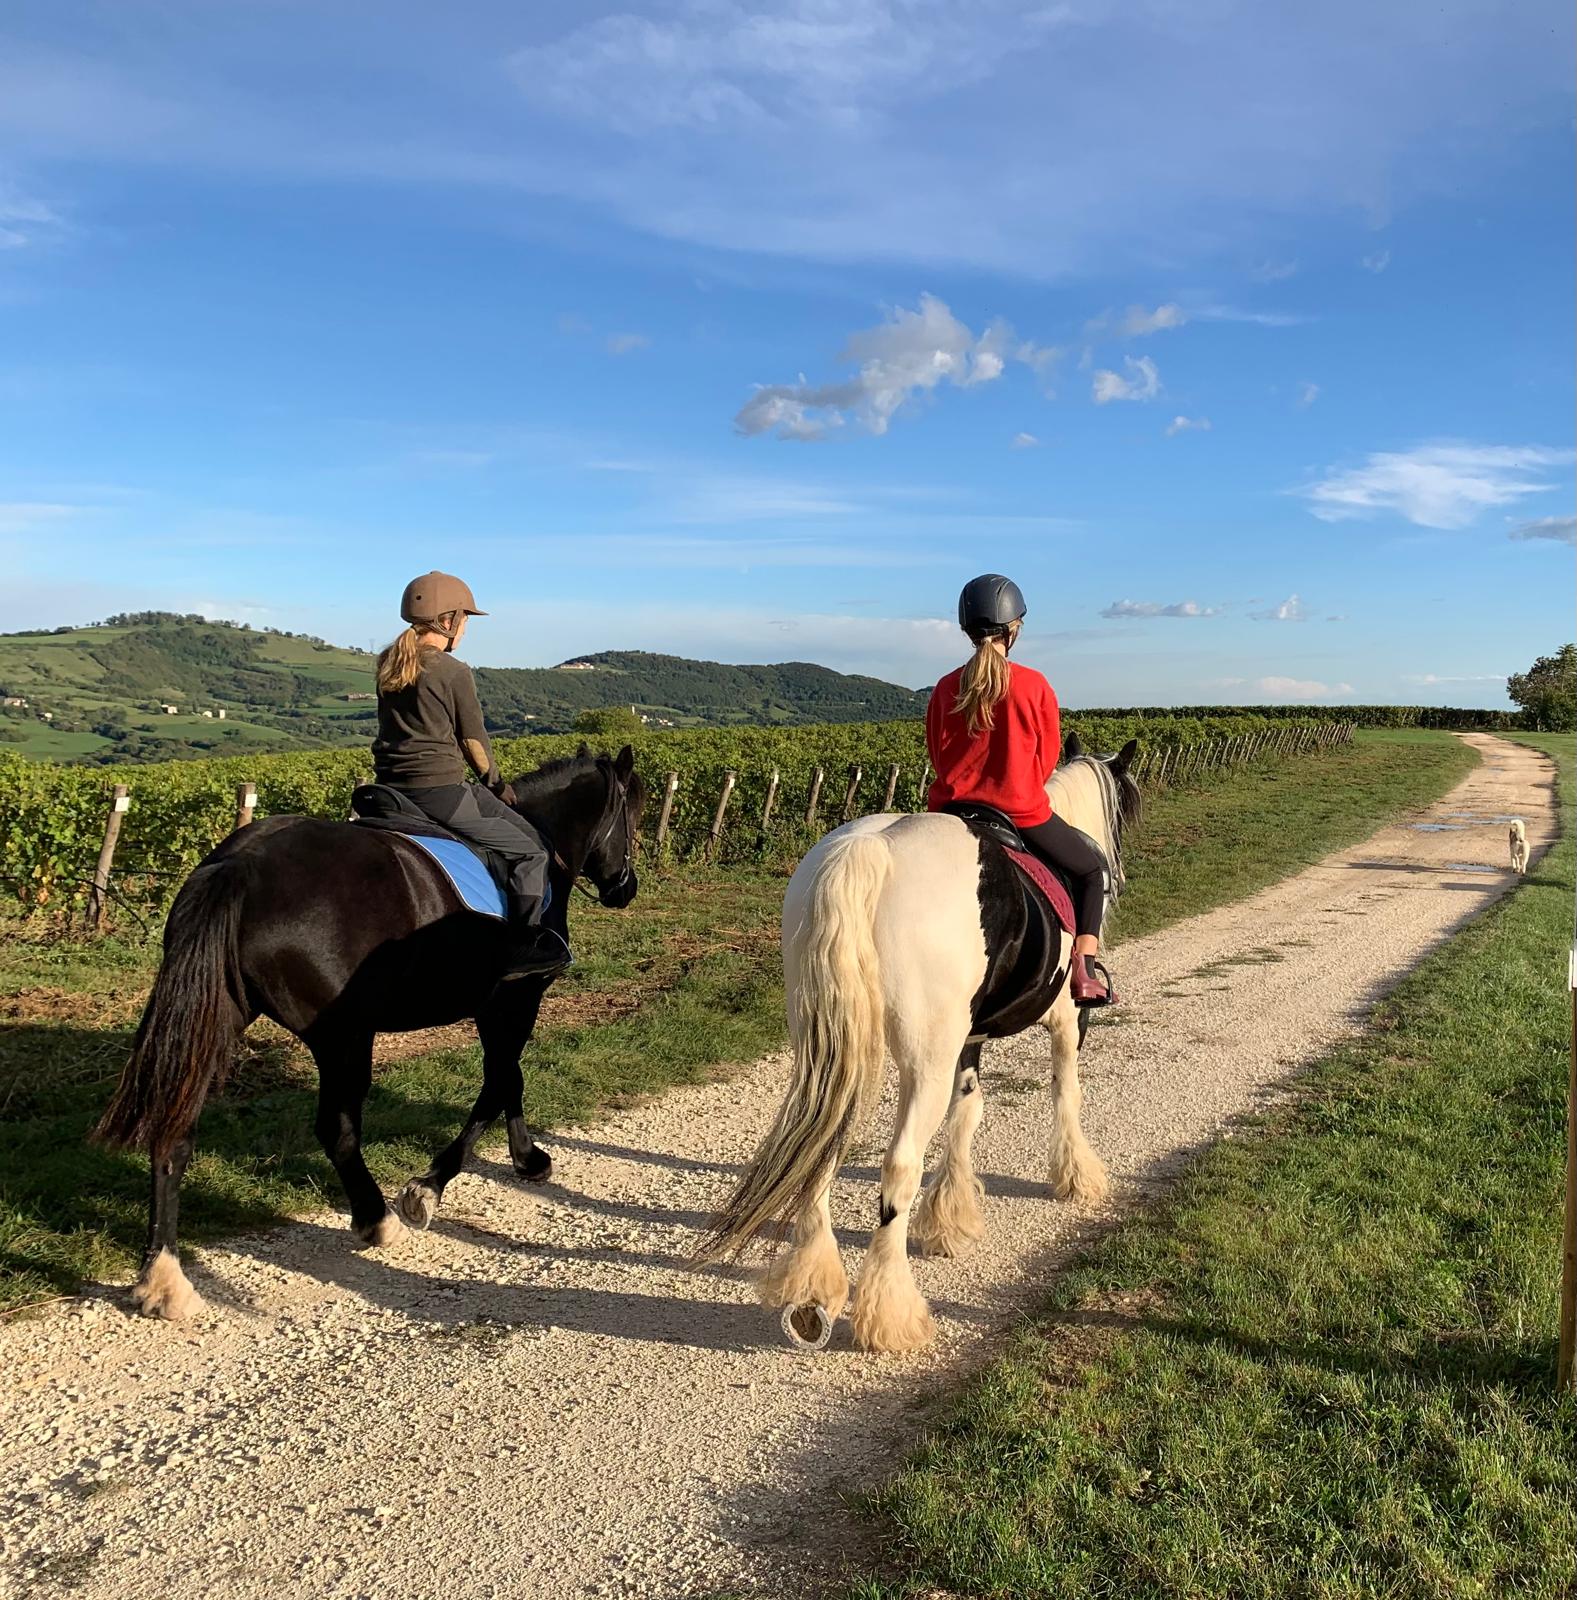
[1070,953,1114,1007]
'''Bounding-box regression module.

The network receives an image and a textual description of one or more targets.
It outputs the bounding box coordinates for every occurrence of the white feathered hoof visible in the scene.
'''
[911,1172,986,1259]
[1050,1143,1109,1204]
[397,1180,439,1230]
[850,1254,936,1354]
[756,1236,849,1325]
[355,1210,406,1248]
[129,1249,204,1322]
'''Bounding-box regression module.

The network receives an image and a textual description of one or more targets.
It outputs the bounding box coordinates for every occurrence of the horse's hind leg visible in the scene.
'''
[309,1030,402,1247]
[758,1178,849,1325]
[400,997,544,1229]
[1045,992,1108,1203]
[912,1041,987,1258]
[130,1132,203,1321]
[849,1037,958,1353]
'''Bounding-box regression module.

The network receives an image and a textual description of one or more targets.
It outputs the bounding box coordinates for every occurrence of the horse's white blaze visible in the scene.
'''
[130,1248,204,1322]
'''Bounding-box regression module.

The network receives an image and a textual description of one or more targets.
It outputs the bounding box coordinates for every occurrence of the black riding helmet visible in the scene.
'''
[958,574,1027,638]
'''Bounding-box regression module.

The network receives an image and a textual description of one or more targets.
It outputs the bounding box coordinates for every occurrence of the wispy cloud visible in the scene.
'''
[1301,443,1575,530]
[1360,248,1391,273]
[1509,515,1576,545]
[1091,356,1160,405]
[1403,672,1506,685]
[605,332,651,355]
[0,501,87,533]
[1216,674,1353,699]
[1088,303,1186,339]
[1192,305,1309,328]
[1298,381,1320,407]
[1251,593,1308,622]
[1165,415,1211,437]
[1101,598,1221,619]
[736,294,1052,440]
[1011,432,1040,449]
[0,186,62,251]
[1251,259,1299,282]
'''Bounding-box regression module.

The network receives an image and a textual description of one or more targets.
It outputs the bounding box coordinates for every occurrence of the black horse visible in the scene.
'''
[95,747,644,1320]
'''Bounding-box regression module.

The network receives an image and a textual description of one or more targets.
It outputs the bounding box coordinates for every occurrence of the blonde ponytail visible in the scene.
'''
[953,622,1020,734]
[377,626,429,693]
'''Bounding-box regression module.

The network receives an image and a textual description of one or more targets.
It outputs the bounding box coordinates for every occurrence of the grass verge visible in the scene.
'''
[845,732,1574,1600]
[0,729,1479,1312]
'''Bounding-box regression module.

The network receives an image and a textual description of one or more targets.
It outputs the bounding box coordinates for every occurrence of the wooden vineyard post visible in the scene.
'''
[805,766,825,828]
[759,767,781,832]
[1560,942,1577,1395]
[654,771,679,855]
[882,763,901,811]
[234,781,257,832]
[87,784,130,931]
[705,771,737,859]
[841,764,863,822]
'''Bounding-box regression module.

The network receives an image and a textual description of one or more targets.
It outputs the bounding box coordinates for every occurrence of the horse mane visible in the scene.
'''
[508,751,609,799]
[1047,754,1141,901]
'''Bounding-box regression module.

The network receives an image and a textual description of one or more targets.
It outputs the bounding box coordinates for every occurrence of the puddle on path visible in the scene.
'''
[1443,861,1500,875]
[1410,822,1468,832]
[1442,812,1522,824]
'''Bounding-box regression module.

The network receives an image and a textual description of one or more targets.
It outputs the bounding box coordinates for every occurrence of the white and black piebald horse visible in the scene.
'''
[697,734,1140,1353]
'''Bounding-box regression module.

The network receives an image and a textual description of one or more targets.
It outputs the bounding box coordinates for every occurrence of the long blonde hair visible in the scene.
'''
[376,613,454,693]
[953,621,1020,734]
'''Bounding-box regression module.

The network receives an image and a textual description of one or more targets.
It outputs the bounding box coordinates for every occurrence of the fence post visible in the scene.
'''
[654,771,679,854]
[841,764,863,822]
[882,763,901,811]
[234,781,257,831]
[706,770,737,859]
[759,767,781,832]
[87,784,130,931]
[805,766,825,827]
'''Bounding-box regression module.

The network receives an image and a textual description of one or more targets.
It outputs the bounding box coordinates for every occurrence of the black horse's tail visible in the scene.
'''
[95,858,250,1152]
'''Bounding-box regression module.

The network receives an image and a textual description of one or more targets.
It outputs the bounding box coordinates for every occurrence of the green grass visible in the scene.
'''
[847,733,1575,1600]
[0,729,1482,1312]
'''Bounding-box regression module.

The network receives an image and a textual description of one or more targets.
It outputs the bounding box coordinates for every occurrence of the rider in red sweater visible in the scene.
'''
[926,574,1113,1006]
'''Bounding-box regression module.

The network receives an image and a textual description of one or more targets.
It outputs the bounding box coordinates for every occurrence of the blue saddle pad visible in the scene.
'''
[403,836,508,920]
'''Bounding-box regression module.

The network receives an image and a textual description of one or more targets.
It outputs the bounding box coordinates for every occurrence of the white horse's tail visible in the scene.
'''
[695,830,893,1263]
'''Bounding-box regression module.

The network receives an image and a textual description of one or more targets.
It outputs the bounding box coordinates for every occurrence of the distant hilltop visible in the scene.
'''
[0,619,927,766]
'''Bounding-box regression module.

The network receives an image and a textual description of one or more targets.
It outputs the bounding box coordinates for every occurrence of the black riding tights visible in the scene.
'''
[1018,814,1106,938]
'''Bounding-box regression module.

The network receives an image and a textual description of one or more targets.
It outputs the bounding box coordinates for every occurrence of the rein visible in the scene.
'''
[558,769,633,903]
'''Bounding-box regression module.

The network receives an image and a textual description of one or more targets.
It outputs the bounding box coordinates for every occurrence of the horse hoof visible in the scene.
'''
[781,1302,833,1353]
[129,1249,204,1322]
[513,1147,552,1184]
[357,1211,406,1248]
[397,1182,438,1230]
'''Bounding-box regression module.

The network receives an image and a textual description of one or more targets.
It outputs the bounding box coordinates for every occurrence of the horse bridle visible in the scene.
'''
[568,770,633,903]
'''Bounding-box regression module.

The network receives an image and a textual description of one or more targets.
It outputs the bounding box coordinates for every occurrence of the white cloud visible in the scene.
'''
[1298,381,1320,407]
[1011,432,1040,448]
[735,294,1049,440]
[1101,598,1222,619]
[1192,305,1309,328]
[1091,355,1160,405]
[605,331,651,355]
[1301,443,1575,530]
[1360,248,1391,273]
[1093,303,1186,338]
[1509,515,1576,545]
[0,502,86,533]
[1165,415,1211,437]
[1251,259,1299,282]
[1403,672,1506,685]
[0,186,62,250]
[1251,593,1308,622]
[1254,675,1353,699]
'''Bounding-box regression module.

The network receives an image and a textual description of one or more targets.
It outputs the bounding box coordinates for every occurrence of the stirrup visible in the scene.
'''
[1073,957,1117,1008]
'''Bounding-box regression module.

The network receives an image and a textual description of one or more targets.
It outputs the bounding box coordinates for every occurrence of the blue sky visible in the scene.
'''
[0,1,1572,705]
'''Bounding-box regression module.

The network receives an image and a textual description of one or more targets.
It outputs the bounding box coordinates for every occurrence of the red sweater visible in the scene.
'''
[925,661,1060,827]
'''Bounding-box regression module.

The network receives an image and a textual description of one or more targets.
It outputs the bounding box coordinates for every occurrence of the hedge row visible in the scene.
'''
[0,712,1346,911]
[1076,703,1518,730]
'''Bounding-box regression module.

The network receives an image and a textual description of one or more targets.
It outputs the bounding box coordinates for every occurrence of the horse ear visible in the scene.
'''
[1113,738,1138,773]
[577,741,592,759]
[1063,730,1084,761]
[614,744,635,781]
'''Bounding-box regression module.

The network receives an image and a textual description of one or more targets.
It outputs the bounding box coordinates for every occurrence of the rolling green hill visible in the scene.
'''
[0,616,926,764]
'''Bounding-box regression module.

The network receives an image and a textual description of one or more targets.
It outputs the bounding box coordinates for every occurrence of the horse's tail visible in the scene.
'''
[696,830,893,1263]
[94,857,250,1153]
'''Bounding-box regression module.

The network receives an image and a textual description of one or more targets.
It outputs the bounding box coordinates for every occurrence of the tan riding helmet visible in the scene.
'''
[399,571,487,628]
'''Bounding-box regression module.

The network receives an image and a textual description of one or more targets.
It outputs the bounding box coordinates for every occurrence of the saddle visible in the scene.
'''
[938,801,1089,935]
[350,784,513,917]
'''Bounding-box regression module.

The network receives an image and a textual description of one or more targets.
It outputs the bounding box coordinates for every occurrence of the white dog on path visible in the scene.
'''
[1509,818,1528,874]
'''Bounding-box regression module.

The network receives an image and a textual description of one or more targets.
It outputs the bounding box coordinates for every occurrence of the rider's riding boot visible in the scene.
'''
[497,923,572,983]
[1069,952,1114,1008]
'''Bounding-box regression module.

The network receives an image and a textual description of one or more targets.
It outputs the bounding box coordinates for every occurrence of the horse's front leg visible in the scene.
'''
[398,985,547,1229]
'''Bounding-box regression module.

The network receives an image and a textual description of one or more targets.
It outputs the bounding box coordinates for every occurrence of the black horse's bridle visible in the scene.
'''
[570,771,634,903]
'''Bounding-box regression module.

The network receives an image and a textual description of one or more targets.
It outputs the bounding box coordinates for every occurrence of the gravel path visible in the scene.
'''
[0,735,1556,1600]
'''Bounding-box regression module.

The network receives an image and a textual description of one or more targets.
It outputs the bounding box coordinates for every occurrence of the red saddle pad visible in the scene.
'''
[1003,847,1076,935]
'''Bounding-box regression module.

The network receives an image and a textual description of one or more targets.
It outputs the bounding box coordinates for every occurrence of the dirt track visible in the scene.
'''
[0,734,1558,1600]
